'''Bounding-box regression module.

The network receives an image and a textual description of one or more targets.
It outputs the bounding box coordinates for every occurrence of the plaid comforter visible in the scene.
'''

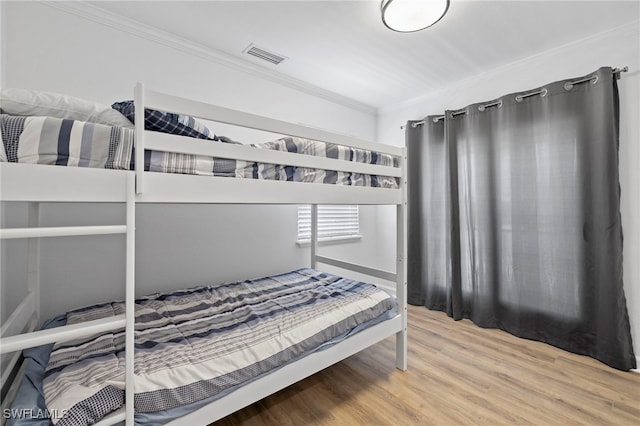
[0,114,399,188]
[42,269,396,426]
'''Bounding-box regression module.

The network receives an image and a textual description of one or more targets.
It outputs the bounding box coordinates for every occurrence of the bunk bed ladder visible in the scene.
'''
[0,173,136,426]
[124,172,135,426]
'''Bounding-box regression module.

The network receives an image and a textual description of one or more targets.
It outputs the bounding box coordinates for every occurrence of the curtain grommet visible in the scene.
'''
[478,100,503,112]
[565,74,598,91]
[516,89,546,101]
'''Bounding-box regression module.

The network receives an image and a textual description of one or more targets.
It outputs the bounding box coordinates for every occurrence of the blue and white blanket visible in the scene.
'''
[42,269,396,426]
[0,114,399,188]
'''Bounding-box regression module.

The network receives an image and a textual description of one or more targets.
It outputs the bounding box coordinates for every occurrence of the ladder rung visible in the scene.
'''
[0,314,126,354]
[0,225,127,240]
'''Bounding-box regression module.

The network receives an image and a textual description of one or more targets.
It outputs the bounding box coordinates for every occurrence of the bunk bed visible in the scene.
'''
[0,83,408,425]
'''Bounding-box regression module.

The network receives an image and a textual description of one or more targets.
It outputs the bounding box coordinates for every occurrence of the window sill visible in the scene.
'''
[296,234,363,248]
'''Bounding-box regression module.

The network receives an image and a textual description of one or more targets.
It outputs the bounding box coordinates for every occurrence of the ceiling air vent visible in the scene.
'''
[243,44,288,65]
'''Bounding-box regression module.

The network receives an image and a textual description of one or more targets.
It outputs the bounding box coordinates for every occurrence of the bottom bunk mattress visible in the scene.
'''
[9,268,397,426]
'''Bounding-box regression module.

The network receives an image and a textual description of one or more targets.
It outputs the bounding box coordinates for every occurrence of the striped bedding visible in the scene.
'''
[0,114,399,188]
[42,269,396,426]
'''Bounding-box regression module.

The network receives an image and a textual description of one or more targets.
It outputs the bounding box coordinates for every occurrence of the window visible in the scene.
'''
[297,205,360,244]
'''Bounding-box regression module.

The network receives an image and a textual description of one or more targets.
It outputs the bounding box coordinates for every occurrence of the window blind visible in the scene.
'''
[297,205,360,242]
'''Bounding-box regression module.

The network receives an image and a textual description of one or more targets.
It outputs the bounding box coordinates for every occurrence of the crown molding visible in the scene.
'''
[41,1,377,116]
[380,19,640,115]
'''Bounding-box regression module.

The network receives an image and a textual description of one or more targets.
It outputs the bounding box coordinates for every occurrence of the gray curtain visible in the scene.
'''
[407,66,636,371]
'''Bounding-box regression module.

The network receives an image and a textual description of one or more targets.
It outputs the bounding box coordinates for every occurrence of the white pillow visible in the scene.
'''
[0,88,134,128]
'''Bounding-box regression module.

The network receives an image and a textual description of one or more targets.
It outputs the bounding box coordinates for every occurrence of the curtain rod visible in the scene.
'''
[401,66,629,130]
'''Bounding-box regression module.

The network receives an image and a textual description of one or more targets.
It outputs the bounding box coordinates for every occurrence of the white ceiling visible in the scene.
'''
[89,0,639,110]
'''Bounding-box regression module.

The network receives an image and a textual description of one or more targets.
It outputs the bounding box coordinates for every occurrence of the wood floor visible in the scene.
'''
[213,305,640,426]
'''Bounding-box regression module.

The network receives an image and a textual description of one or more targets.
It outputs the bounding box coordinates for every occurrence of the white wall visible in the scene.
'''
[377,21,640,364]
[1,1,382,321]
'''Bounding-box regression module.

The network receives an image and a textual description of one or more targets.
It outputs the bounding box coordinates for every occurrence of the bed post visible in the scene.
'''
[134,82,145,195]
[310,204,318,269]
[396,147,408,371]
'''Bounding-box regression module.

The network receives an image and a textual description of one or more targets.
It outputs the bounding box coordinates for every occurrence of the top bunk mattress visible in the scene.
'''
[0,113,399,189]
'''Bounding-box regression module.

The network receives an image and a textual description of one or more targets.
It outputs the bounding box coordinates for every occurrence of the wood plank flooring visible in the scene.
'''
[213,305,640,425]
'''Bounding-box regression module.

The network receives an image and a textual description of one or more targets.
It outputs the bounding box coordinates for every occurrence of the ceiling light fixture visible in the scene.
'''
[381,0,449,33]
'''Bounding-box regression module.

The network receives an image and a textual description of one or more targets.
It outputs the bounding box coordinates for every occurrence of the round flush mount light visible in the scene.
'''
[381,0,449,33]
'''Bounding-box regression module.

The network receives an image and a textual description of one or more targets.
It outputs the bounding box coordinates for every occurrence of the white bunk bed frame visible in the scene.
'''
[0,83,407,425]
